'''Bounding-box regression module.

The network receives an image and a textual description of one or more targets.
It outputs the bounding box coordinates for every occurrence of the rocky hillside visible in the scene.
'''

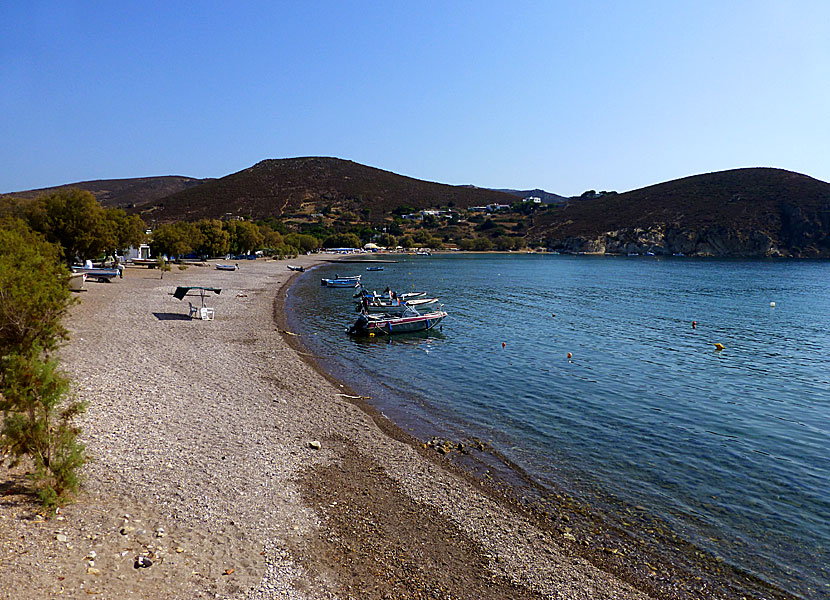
[3,176,208,209]
[528,168,830,257]
[134,157,517,224]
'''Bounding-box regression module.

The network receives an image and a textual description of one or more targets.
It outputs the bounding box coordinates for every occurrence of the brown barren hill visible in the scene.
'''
[132,157,517,224]
[529,168,830,257]
[3,176,209,209]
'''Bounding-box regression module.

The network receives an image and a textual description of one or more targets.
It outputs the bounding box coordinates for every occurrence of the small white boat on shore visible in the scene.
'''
[129,258,158,267]
[71,266,122,282]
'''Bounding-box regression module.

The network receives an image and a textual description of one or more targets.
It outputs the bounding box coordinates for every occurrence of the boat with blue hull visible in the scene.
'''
[71,266,122,282]
[321,274,361,287]
[322,278,361,288]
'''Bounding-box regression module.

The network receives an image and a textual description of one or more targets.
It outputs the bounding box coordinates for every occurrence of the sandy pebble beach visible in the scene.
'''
[1,255,765,599]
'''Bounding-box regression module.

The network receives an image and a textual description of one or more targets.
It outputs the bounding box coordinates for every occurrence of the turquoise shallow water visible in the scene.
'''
[286,254,830,599]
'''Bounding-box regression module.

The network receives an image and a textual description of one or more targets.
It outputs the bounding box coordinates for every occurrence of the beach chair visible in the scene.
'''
[188,302,215,320]
[175,286,221,320]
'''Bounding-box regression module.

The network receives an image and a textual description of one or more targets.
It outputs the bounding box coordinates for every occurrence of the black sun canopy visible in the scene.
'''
[173,286,222,301]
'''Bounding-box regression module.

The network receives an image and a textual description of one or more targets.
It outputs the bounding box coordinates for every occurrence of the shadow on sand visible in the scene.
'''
[152,312,191,321]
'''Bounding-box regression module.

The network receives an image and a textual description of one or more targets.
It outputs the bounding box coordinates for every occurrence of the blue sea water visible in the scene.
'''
[286,254,830,600]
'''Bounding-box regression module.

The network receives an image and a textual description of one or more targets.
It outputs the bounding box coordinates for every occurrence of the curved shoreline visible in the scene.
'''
[279,260,799,600]
[0,255,798,599]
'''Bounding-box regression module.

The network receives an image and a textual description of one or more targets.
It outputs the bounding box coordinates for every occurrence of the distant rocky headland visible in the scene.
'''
[530,168,830,257]
[528,168,830,258]
[5,159,829,258]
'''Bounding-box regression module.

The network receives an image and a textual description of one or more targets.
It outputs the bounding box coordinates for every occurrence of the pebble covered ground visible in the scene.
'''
[0,256,653,599]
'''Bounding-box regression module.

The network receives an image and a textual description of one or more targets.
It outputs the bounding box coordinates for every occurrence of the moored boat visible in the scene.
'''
[406,297,439,309]
[355,294,439,314]
[216,263,238,271]
[353,287,426,300]
[347,309,447,336]
[400,291,427,301]
[321,274,361,286]
[322,277,361,288]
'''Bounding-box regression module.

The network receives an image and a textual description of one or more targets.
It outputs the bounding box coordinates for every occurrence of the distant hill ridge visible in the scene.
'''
[529,167,830,257]
[5,159,829,257]
[2,158,520,223]
[3,176,208,209]
[132,157,519,223]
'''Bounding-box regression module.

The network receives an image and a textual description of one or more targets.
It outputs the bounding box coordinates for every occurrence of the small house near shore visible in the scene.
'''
[127,244,151,260]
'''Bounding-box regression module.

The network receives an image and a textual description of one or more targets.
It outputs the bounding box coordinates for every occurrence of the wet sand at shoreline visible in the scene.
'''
[0,255,791,599]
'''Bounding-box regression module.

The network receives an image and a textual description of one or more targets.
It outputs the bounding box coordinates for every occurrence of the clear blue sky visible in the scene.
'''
[3,1,829,197]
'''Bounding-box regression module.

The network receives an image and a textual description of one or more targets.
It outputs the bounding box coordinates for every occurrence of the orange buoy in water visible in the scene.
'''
[502,342,506,349]
[692,320,697,329]
[713,343,725,351]
[567,352,572,359]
